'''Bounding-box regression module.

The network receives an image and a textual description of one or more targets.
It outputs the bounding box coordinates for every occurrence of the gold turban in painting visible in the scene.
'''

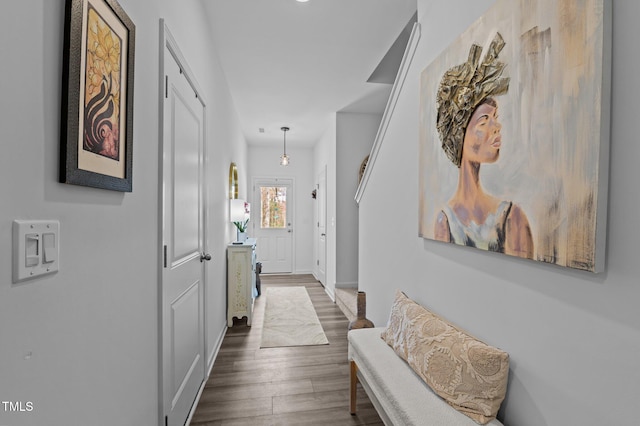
[436,32,510,167]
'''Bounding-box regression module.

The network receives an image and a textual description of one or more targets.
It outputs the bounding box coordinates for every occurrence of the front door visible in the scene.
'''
[160,29,207,426]
[253,178,293,273]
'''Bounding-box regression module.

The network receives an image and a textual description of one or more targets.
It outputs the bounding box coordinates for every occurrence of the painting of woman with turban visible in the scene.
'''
[418,0,610,272]
[433,32,533,258]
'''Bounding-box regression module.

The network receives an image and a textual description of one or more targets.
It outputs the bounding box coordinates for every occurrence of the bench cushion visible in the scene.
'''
[381,291,509,424]
[349,327,503,426]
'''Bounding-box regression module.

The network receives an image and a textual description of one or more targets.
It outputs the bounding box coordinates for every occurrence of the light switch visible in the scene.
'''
[13,220,60,283]
[43,233,57,263]
[25,234,39,267]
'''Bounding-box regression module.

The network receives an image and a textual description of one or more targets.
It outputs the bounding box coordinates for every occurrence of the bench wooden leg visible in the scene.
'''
[350,360,358,415]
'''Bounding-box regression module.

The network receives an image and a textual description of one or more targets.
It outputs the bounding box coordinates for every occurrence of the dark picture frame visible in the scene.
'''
[60,0,135,192]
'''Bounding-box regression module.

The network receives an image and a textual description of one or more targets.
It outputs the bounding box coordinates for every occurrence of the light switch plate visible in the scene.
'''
[13,220,60,283]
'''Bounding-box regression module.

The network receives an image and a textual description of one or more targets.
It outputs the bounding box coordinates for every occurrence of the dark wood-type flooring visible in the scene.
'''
[190,274,383,425]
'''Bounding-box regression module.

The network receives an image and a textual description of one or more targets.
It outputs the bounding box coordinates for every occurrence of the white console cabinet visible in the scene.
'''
[227,238,257,326]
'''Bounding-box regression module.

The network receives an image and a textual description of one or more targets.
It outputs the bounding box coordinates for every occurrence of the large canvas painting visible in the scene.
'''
[419,0,611,272]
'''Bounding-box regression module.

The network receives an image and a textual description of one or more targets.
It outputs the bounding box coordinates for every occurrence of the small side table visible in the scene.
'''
[227,239,257,326]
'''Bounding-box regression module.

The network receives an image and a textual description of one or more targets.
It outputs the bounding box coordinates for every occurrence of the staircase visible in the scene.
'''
[335,287,357,323]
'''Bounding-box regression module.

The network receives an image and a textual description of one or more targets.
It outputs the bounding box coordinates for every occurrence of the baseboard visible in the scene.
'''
[336,281,358,289]
[324,285,336,302]
[186,322,227,426]
[207,323,227,373]
[312,272,327,288]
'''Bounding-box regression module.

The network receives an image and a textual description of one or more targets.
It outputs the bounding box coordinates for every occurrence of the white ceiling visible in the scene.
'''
[202,0,417,148]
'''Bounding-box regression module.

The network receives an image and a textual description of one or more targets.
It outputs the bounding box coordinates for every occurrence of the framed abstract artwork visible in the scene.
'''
[418,0,611,272]
[60,0,135,192]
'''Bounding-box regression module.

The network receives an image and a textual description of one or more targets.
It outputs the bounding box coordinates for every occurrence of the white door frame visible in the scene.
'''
[316,167,327,285]
[158,21,209,426]
[252,177,295,273]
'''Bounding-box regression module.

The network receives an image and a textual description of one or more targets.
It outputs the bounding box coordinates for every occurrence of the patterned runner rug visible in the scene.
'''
[260,286,329,348]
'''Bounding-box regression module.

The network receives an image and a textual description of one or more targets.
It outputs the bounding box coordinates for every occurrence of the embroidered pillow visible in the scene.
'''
[381,290,509,424]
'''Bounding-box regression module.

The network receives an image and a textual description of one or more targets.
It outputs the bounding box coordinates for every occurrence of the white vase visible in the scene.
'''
[237,231,247,242]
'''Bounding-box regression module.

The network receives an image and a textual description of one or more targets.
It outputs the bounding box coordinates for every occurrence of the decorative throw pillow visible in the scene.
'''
[381,290,509,425]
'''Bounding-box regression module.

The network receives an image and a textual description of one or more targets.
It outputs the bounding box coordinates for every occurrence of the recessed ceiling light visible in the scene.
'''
[296,0,309,3]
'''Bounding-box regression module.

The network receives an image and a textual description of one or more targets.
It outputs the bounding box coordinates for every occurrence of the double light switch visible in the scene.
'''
[13,220,60,283]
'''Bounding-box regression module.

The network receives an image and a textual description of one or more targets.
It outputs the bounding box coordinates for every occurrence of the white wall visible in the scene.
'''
[176,2,249,374]
[359,1,640,425]
[314,118,337,298]
[0,1,246,425]
[313,112,380,295]
[248,146,315,274]
[336,112,381,287]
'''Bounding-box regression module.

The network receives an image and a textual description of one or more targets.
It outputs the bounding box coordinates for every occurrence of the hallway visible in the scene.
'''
[190,275,382,425]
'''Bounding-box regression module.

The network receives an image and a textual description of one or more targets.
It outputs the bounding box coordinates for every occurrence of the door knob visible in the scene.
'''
[200,253,212,262]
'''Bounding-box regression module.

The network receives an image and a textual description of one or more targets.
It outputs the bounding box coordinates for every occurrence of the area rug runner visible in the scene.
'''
[260,286,329,348]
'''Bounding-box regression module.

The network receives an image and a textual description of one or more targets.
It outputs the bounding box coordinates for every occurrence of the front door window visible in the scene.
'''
[259,186,287,229]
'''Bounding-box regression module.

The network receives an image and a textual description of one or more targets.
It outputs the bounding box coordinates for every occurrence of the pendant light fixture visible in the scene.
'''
[280,126,290,166]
